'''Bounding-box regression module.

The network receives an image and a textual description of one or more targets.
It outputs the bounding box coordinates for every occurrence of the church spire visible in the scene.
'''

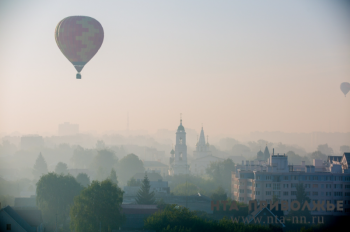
[177,113,185,132]
[198,126,206,145]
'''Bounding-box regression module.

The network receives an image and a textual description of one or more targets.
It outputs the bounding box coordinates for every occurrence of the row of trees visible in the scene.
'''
[144,204,283,232]
[32,151,146,185]
[36,169,156,231]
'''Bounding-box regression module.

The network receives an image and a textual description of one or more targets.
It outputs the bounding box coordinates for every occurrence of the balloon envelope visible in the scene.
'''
[55,16,104,73]
[340,82,350,97]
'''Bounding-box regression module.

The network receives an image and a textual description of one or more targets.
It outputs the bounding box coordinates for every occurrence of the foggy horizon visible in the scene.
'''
[1,0,350,137]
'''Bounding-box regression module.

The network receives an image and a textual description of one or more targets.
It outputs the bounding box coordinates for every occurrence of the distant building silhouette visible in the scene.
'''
[191,126,223,175]
[58,122,79,136]
[20,135,44,150]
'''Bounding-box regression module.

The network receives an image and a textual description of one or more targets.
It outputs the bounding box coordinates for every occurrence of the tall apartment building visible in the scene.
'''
[231,151,350,216]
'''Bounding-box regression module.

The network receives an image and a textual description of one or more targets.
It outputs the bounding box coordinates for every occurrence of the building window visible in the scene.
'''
[345,185,350,189]
[312,184,318,188]
[321,184,324,188]
[313,176,318,181]
[273,183,280,190]
[313,192,318,196]
[345,192,350,196]
[266,183,271,188]
[326,192,331,196]
[266,191,271,195]
[291,183,297,188]
[179,138,183,144]
[256,175,260,180]
[321,192,324,196]
[266,176,271,180]
[326,184,331,188]
[291,191,297,196]
[283,191,288,196]
[239,189,244,193]
[284,176,288,180]
[255,183,260,188]
[334,192,343,197]
[239,197,244,201]
[306,192,310,196]
[255,191,260,195]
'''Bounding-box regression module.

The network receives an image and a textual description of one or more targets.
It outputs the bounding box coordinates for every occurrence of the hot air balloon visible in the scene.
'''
[340,82,350,97]
[55,16,104,79]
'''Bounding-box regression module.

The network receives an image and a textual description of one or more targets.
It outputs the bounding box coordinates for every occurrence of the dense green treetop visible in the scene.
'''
[70,179,125,232]
[109,168,118,186]
[136,173,156,204]
[117,153,145,185]
[76,173,90,187]
[32,152,48,180]
[55,162,68,175]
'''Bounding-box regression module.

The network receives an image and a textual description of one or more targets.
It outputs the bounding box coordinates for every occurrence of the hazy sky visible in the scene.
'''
[1,0,350,136]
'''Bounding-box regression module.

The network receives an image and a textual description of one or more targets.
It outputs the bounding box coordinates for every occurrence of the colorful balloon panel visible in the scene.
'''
[55,16,104,72]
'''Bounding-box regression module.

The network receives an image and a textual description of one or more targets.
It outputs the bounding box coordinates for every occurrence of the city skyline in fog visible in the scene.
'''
[1,0,350,136]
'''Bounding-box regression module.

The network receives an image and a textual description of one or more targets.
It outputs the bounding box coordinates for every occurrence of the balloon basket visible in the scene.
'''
[76,73,81,79]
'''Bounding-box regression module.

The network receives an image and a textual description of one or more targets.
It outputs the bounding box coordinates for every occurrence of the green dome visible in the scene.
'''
[177,119,185,131]
[177,124,185,131]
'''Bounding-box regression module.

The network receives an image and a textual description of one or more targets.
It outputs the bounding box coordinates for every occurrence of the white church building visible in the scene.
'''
[190,127,223,175]
[168,117,189,176]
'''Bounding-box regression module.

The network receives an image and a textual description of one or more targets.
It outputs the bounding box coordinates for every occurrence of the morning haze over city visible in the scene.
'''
[0,1,349,232]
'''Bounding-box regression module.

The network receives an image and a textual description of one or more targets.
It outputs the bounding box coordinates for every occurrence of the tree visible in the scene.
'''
[296,183,310,204]
[109,168,118,186]
[232,144,251,156]
[144,204,281,232]
[90,149,118,174]
[76,173,90,187]
[127,177,141,186]
[288,183,311,219]
[95,166,107,181]
[71,146,94,168]
[36,173,83,231]
[218,137,240,151]
[286,151,311,165]
[32,153,48,180]
[156,198,167,210]
[317,144,333,155]
[70,179,125,232]
[310,151,327,161]
[210,186,227,201]
[135,173,156,204]
[206,159,235,194]
[55,162,68,175]
[117,153,145,185]
[272,194,279,204]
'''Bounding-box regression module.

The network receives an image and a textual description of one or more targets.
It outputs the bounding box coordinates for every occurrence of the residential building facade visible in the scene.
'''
[231,152,350,216]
